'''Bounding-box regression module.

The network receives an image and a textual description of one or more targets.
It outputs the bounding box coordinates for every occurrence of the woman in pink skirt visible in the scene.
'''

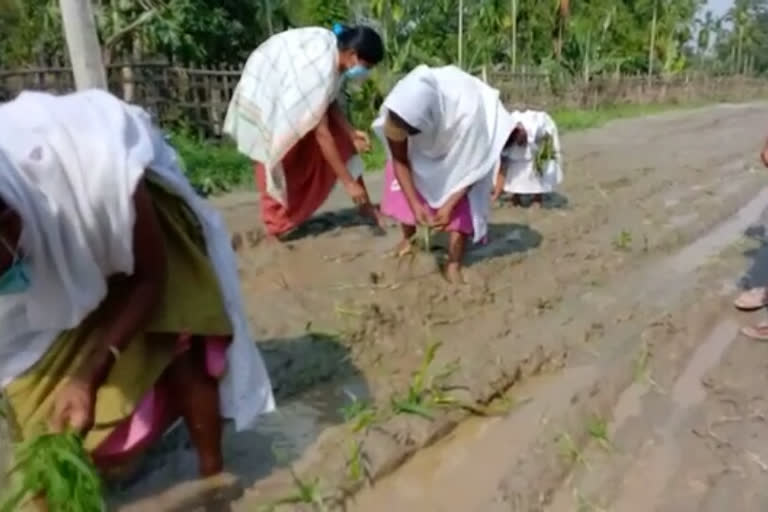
[380,159,474,271]
[374,65,516,283]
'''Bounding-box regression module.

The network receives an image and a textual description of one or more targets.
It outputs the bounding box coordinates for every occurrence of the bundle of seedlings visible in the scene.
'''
[0,430,105,512]
[534,134,555,176]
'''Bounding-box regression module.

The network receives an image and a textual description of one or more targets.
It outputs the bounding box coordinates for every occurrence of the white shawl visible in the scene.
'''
[223,27,346,204]
[0,90,274,431]
[373,65,516,242]
[498,110,563,194]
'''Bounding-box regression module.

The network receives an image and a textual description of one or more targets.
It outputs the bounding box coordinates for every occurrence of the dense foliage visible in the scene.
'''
[1,0,767,77]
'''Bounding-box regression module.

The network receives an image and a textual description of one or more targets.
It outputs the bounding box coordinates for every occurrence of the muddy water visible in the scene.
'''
[348,189,767,512]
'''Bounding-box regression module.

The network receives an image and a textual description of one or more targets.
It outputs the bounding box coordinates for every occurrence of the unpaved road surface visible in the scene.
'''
[5,103,768,511]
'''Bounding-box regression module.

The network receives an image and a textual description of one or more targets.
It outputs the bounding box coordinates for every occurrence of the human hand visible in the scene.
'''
[352,130,371,153]
[432,203,454,230]
[492,176,505,202]
[50,377,96,435]
[412,202,433,227]
[344,180,368,205]
[761,146,768,168]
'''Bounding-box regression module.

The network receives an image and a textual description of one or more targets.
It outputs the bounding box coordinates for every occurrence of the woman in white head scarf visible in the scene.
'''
[0,89,273,488]
[375,65,516,283]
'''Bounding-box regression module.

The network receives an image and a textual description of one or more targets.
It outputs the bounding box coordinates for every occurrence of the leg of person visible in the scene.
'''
[165,338,223,477]
[511,194,523,207]
[445,231,467,284]
[394,223,416,257]
[531,194,544,208]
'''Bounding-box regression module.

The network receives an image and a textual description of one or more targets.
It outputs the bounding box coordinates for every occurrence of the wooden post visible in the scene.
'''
[59,0,107,90]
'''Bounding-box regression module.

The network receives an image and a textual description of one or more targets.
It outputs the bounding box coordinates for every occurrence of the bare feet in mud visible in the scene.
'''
[390,238,413,258]
[444,262,465,284]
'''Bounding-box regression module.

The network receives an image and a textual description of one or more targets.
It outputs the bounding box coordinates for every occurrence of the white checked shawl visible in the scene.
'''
[223,27,343,204]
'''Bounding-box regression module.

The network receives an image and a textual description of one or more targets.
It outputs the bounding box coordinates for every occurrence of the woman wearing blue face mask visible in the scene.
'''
[224,23,385,239]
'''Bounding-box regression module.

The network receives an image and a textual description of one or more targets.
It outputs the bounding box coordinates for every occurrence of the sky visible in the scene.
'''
[708,0,732,16]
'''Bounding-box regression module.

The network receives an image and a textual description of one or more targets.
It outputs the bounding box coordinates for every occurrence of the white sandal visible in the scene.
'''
[734,287,768,311]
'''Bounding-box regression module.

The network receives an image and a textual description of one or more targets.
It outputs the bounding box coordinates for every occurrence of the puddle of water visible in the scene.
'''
[110,376,367,507]
[349,367,598,512]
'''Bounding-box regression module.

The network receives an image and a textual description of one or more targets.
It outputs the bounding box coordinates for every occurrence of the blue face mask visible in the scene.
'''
[344,65,370,82]
[0,260,30,295]
[0,236,30,295]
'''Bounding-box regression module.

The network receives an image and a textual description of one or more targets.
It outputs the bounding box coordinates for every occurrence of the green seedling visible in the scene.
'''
[633,342,665,394]
[557,432,590,470]
[1,431,105,512]
[574,488,608,512]
[408,225,435,253]
[334,304,364,318]
[345,440,369,483]
[259,470,328,512]
[304,321,343,343]
[390,340,444,419]
[534,135,555,176]
[613,230,633,251]
[586,416,613,452]
[339,392,377,433]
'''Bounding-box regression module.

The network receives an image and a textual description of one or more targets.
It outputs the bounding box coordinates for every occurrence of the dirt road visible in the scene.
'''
[99,102,768,510]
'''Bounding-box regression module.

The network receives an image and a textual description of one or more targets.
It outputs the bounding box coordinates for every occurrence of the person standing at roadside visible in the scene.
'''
[734,138,768,339]
[224,24,385,239]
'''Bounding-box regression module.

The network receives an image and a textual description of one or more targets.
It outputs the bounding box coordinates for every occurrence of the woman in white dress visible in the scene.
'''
[492,109,563,207]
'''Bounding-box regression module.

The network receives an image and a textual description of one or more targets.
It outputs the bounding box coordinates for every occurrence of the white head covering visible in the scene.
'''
[0,90,274,430]
[374,66,517,242]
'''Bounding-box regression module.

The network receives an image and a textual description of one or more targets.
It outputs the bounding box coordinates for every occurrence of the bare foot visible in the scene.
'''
[391,238,413,258]
[445,262,465,284]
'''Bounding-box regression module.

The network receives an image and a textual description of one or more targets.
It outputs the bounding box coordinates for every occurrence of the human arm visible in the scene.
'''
[329,101,370,153]
[51,179,168,433]
[386,114,431,226]
[492,160,506,202]
[433,186,468,230]
[761,137,768,168]
[315,110,367,204]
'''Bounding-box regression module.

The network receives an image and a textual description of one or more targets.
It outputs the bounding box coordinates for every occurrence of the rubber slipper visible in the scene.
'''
[734,287,768,311]
[740,323,768,341]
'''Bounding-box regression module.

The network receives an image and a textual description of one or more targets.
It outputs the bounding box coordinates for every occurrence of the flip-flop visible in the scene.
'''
[740,323,768,341]
[734,287,768,311]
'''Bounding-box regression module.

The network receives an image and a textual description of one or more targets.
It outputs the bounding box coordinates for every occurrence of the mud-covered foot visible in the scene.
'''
[390,238,413,258]
[445,262,465,284]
